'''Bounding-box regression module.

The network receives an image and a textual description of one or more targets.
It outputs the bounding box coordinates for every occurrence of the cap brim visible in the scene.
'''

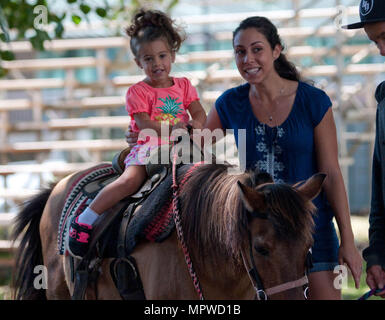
[342,21,364,29]
[342,18,385,29]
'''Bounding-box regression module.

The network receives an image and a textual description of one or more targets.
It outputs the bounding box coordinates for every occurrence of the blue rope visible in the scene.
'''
[357,287,385,300]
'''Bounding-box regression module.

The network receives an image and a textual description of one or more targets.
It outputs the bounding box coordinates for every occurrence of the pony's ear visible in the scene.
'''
[292,179,304,188]
[296,173,326,201]
[237,181,266,213]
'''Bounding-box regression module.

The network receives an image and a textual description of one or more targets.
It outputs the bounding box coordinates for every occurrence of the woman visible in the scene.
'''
[126,16,362,299]
[204,16,362,299]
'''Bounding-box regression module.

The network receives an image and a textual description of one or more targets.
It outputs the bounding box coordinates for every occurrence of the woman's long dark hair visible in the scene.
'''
[233,16,301,82]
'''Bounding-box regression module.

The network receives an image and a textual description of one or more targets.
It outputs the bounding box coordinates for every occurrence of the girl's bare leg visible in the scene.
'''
[90,165,147,214]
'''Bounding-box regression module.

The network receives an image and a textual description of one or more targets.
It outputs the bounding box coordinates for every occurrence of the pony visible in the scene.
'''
[11,163,324,300]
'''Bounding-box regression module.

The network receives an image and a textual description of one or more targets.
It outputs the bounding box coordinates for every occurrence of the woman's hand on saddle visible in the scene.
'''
[125,124,138,147]
[338,240,363,289]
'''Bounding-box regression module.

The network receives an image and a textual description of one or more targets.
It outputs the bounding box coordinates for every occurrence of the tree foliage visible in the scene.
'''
[0,0,179,77]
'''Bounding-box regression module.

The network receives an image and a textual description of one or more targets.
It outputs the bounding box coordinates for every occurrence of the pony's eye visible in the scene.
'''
[254,246,269,257]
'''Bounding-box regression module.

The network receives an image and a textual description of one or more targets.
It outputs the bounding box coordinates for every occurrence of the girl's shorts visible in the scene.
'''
[124,144,158,166]
[308,221,339,273]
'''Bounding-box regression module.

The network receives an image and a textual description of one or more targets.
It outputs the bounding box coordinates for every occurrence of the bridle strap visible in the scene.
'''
[247,232,265,293]
[241,249,309,300]
[265,275,308,296]
[241,230,309,300]
[241,251,267,300]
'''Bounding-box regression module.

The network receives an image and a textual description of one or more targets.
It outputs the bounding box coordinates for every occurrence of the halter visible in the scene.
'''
[241,210,312,300]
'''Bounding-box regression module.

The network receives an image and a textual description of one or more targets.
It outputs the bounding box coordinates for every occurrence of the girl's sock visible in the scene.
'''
[77,207,100,226]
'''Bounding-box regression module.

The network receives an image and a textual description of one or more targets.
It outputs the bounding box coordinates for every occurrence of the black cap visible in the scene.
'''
[342,0,385,29]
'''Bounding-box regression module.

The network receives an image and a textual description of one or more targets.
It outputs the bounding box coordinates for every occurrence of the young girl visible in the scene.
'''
[68,9,207,258]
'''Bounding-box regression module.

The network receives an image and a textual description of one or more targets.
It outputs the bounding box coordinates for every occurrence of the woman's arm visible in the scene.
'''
[199,106,226,146]
[205,106,224,131]
[314,107,362,287]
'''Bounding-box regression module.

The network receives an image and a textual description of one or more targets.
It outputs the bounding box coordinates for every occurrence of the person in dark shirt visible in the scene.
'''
[343,0,385,298]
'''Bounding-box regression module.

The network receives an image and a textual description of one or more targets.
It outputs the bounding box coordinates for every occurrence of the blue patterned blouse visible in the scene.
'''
[215,81,334,227]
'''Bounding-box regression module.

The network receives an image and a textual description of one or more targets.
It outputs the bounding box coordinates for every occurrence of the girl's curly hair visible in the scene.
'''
[126,9,186,57]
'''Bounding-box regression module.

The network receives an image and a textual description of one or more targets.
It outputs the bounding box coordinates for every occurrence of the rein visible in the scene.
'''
[358,287,385,300]
[171,140,204,300]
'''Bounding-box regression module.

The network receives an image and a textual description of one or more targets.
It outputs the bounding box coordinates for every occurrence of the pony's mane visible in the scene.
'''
[179,164,315,264]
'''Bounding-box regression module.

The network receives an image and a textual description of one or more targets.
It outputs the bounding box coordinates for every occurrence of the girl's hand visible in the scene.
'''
[125,124,139,147]
[171,121,188,131]
[173,120,203,137]
[338,241,362,289]
[188,119,204,130]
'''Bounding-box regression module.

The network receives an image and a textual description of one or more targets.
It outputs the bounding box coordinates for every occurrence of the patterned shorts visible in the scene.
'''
[124,144,158,166]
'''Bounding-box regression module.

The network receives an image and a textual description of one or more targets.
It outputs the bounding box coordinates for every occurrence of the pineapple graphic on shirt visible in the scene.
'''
[155,95,183,125]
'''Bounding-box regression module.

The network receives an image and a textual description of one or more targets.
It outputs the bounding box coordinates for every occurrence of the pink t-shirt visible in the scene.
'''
[126,77,199,138]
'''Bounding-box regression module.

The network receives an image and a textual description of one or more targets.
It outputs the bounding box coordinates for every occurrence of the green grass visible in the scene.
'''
[0,286,11,300]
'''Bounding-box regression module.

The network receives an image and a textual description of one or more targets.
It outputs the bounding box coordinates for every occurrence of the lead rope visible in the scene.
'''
[171,143,204,300]
[358,287,385,300]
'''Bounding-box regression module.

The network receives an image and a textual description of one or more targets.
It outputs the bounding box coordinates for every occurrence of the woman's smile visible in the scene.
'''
[244,67,262,75]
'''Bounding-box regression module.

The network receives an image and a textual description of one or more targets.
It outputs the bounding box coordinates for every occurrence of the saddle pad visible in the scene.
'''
[58,163,117,255]
[124,163,202,255]
[58,162,204,256]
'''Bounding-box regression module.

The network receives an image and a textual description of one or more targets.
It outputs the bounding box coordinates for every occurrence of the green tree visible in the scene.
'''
[0,0,178,77]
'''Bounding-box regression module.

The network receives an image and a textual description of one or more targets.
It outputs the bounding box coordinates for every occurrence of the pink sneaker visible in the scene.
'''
[67,216,93,259]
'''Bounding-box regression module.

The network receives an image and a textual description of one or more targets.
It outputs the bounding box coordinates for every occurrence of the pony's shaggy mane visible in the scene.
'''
[179,164,315,265]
